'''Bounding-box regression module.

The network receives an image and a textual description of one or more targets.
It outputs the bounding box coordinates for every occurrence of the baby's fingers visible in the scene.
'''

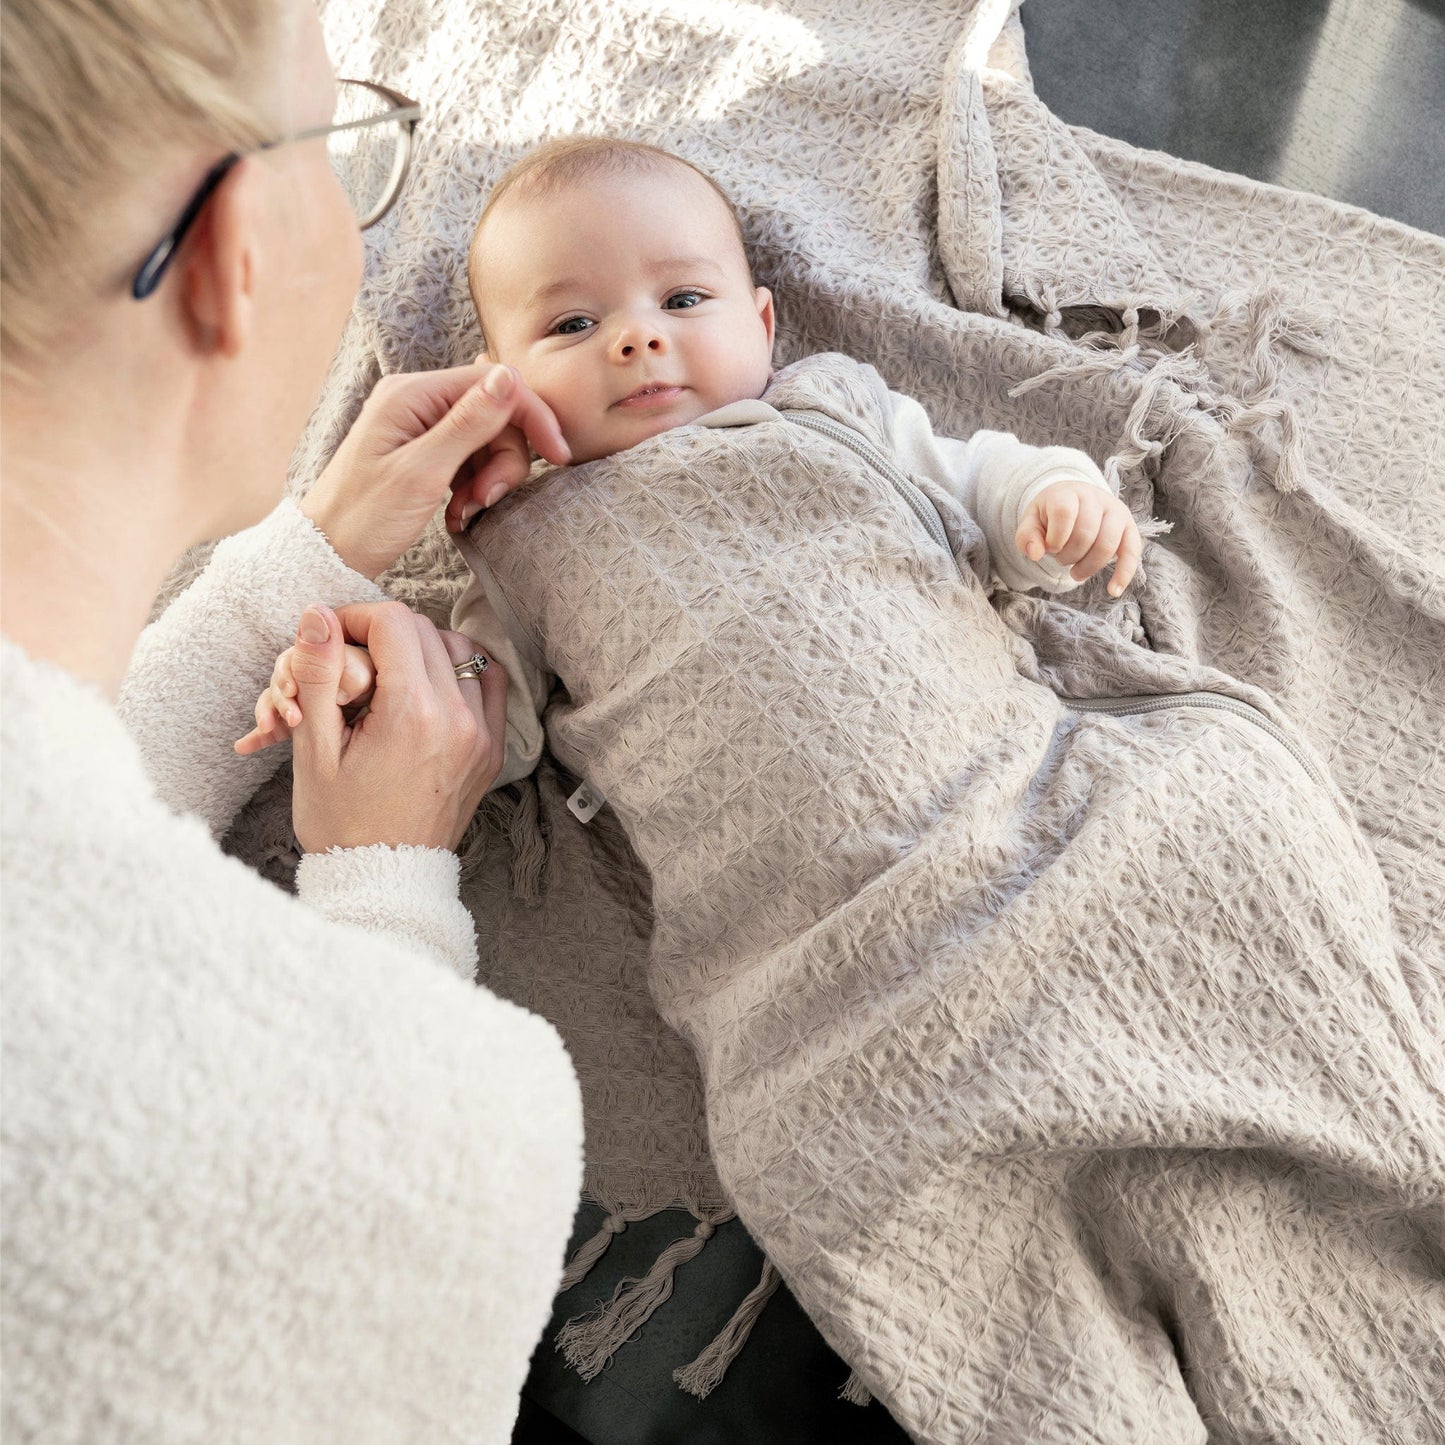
[1069,512,1126,583]
[1015,510,1048,562]
[233,684,295,755]
[234,723,282,756]
[234,694,287,754]
[1107,516,1143,597]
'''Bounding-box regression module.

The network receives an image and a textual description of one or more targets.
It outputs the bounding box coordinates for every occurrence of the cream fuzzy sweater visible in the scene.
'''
[0,500,583,1444]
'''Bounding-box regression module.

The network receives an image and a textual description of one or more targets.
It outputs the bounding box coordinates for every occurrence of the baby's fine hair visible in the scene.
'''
[468,136,749,335]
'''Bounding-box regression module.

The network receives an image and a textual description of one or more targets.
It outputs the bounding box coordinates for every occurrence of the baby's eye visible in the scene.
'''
[552,316,593,336]
[664,291,705,310]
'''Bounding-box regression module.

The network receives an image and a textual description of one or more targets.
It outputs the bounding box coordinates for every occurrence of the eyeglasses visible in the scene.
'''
[131,78,421,301]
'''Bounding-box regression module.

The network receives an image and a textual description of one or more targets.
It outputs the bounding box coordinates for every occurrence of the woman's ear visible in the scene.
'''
[755,286,776,352]
[181,158,259,360]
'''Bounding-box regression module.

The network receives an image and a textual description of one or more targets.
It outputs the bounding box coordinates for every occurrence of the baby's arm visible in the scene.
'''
[886,392,1138,595]
[450,574,550,789]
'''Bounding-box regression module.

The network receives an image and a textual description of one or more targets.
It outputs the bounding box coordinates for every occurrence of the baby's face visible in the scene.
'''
[473,166,775,464]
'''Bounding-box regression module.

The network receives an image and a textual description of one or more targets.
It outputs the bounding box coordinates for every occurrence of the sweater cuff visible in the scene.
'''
[208,498,390,656]
[296,845,479,981]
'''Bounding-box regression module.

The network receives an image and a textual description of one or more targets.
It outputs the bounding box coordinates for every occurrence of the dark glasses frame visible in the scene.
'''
[131,78,421,300]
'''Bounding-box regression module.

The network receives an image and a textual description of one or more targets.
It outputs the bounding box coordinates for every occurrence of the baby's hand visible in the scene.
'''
[234,642,378,756]
[1015,479,1142,597]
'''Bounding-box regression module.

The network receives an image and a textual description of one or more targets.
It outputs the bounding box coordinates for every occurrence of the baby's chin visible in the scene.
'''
[565,402,712,465]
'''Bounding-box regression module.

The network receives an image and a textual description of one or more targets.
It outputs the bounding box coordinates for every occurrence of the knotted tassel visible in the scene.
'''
[504,775,548,903]
[556,1218,718,1381]
[840,1369,873,1406]
[1194,286,1334,494]
[672,1259,782,1400]
[557,1212,629,1294]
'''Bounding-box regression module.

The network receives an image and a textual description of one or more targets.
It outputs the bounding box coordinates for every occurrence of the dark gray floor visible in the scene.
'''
[515,5,1445,1442]
[1023,0,1445,235]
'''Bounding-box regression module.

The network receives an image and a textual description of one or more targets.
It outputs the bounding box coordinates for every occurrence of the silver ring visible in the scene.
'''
[453,652,489,681]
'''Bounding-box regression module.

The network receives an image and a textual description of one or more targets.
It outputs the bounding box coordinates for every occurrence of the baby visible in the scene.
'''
[239,141,1432,1442]
[241,136,1139,771]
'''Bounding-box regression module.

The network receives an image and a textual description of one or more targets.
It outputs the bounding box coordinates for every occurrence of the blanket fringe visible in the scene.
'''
[840,1369,873,1406]
[1009,283,1334,497]
[558,1211,632,1294]
[672,1258,783,1400]
[555,1218,717,1381]
[504,776,548,903]
[1194,286,1334,494]
[1010,341,1203,519]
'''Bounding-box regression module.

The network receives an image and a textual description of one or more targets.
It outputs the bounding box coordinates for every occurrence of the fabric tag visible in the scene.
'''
[567,779,606,823]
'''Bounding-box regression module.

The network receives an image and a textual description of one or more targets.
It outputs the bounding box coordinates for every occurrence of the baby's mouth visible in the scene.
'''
[614,383,686,409]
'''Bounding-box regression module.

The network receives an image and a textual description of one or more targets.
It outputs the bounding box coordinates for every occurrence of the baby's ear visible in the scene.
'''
[755,287,776,352]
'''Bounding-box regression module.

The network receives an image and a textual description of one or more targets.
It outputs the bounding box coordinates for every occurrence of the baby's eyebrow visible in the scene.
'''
[523,256,727,313]
[524,277,585,312]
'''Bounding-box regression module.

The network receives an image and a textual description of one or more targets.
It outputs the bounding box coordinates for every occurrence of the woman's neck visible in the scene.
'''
[1,386,196,701]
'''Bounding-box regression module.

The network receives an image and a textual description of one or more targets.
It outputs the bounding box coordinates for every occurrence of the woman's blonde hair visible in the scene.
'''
[0,0,281,374]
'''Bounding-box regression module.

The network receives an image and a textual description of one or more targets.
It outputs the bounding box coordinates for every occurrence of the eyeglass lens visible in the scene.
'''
[327,83,409,226]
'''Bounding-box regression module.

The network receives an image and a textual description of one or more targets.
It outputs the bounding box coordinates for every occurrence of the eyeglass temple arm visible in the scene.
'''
[131,155,240,300]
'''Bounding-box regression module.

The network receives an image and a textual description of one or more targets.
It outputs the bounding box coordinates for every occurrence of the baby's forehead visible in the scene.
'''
[477,162,744,270]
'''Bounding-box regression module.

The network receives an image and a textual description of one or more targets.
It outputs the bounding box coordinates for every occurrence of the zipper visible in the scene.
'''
[782,409,952,553]
[1063,691,1329,789]
[778,409,1328,794]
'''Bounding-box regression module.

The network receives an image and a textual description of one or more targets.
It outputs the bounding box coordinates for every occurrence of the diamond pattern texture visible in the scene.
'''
[262,1,1445,1435]
[465,353,1445,1442]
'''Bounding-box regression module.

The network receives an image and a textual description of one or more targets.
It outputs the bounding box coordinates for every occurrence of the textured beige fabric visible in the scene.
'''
[212,0,1445,1428]
[452,395,1115,790]
[455,352,1443,1441]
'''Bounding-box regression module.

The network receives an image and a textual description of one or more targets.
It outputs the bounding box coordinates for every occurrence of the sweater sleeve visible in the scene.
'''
[296,845,479,981]
[885,389,1115,594]
[118,499,389,838]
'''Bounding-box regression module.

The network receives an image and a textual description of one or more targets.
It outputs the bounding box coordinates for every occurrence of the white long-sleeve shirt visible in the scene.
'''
[454,387,1114,787]
[1,499,583,1444]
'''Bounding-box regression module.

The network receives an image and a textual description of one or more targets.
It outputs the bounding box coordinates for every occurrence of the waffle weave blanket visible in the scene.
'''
[213,1,1445,1438]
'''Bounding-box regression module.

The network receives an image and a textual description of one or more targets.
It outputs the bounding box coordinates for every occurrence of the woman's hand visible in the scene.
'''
[284,602,508,853]
[1015,479,1142,597]
[300,361,569,580]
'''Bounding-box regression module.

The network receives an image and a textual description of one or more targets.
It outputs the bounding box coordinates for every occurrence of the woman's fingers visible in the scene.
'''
[329,602,431,724]
[285,605,353,775]
[337,644,377,707]
[287,604,514,853]
[438,629,509,805]
[408,366,567,492]
[300,361,569,581]
[445,423,531,531]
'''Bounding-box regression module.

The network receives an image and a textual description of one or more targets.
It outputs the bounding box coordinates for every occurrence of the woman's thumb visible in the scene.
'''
[288,606,346,769]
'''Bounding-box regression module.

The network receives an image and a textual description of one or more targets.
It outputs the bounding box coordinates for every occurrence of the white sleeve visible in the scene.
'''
[117,499,389,838]
[296,844,479,980]
[886,390,1115,594]
[118,501,476,976]
[451,570,551,790]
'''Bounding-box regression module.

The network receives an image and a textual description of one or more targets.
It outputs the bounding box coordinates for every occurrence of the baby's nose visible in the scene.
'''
[618,336,663,357]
